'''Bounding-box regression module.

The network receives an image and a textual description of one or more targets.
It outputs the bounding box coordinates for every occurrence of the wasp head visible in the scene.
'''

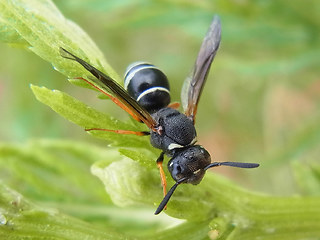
[168,145,211,185]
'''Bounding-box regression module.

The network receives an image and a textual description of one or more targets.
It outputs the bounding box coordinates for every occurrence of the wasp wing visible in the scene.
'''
[60,47,157,130]
[181,16,221,122]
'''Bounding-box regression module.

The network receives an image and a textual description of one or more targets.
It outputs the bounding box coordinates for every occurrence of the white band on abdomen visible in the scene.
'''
[136,87,170,102]
[124,65,160,90]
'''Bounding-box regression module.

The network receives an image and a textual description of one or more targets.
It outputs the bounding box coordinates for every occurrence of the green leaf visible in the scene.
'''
[91,158,161,207]
[0,15,29,46]
[119,148,160,169]
[0,182,130,240]
[0,140,115,204]
[0,0,119,82]
[30,85,150,149]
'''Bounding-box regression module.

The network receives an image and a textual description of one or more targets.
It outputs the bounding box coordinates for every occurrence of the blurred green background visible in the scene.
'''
[0,0,319,198]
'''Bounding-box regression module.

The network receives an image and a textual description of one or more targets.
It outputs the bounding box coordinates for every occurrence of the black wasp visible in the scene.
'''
[60,16,259,215]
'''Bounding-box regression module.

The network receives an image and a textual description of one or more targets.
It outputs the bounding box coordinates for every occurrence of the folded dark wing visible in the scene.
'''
[60,48,157,129]
[181,16,221,122]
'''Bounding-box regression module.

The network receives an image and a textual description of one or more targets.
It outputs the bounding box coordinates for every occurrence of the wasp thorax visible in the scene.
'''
[168,145,211,185]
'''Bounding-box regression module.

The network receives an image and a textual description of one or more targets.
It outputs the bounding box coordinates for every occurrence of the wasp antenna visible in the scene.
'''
[154,183,178,215]
[154,178,187,215]
[204,162,259,170]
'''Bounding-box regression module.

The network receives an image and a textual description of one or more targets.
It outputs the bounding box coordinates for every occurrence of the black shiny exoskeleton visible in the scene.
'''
[59,15,259,215]
[150,108,196,153]
[168,145,210,184]
[124,62,170,113]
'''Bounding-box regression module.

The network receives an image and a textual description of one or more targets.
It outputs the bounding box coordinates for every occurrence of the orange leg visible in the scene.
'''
[168,102,180,109]
[156,152,167,209]
[85,128,150,136]
[74,77,142,122]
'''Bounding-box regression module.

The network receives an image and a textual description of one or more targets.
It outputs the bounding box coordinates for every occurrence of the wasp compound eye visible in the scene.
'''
[168,145,211,185]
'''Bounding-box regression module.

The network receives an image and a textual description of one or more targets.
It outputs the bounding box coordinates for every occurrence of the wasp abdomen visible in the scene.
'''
[124,62,170,113]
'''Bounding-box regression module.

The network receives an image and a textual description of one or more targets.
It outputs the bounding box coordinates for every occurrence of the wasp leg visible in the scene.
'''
[85,128,150,136]
[168,102,180,109]
[74,77,142,122]
[156,152,167,208]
